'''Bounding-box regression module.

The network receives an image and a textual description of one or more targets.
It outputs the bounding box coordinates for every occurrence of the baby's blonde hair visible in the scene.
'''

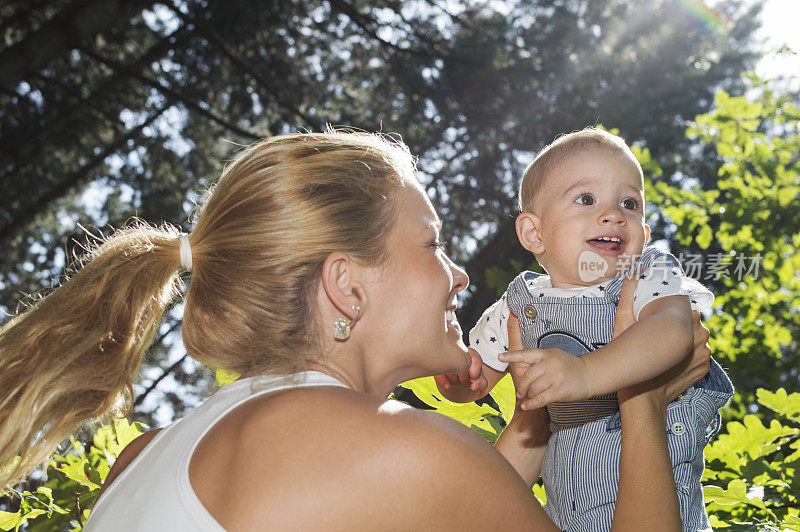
[0,130,415,488]
[519,128,642,213]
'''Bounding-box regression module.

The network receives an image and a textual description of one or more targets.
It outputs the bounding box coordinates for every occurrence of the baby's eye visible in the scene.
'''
[621,198,639,210]
[574,193,595,206]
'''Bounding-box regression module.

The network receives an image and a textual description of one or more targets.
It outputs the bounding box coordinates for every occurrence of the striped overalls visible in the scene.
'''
[504,270,733,532]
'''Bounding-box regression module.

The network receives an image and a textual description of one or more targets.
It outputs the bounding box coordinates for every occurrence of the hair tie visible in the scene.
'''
[179,233,192,271]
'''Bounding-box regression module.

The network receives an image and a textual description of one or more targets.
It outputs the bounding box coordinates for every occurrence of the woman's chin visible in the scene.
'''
[454,343,471,372]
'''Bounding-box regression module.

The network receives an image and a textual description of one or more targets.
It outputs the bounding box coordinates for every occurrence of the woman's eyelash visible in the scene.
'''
[431,240,447,250]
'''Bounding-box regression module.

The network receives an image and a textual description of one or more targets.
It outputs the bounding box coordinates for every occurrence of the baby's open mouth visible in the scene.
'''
[587,236,624,252]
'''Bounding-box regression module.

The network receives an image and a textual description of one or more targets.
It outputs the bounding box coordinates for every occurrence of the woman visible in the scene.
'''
[0,131,709,530]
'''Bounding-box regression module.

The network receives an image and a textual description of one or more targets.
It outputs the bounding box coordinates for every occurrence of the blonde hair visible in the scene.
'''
[519,128,642,212]
[0,130,415,488]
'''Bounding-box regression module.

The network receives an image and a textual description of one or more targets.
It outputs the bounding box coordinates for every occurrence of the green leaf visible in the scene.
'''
[0,511,22,532]
[781,514,800,531]
[93,419,147,459]
[489,373,516,424]
[757,388,800,421]
[695,224,713,249]
[34,486,67,516]
[215,369,240,386]
[708,514,730,528]
[704,479,766,509]
[714,415,798,461]
[55,457,100,490]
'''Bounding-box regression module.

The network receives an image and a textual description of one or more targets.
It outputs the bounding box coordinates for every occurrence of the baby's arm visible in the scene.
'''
[508,295,694,409]
[435,350,506,404]
[582,294,694,396]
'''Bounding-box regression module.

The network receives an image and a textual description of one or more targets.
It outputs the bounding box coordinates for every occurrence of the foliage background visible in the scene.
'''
[0,0,797,530]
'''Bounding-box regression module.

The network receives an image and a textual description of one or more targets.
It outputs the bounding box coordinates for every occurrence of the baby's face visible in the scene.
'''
[532,148,650,287]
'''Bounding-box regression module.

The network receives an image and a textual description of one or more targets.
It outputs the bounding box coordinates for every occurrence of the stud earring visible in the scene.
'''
[333,305,361,340]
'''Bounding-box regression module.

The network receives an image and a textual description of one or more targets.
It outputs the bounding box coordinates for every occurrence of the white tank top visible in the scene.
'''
[83,371,349,531]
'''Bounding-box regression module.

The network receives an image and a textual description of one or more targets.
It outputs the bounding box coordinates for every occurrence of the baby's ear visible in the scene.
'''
[516,212,545,254]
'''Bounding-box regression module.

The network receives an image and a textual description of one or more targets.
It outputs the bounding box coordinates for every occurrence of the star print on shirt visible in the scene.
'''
[598,285,605,291]
[652,292,660,296]
[490,337,497,343]
[662,281,669,285]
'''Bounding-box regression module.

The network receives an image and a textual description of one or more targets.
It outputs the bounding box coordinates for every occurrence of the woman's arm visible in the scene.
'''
[611,283,712,531]
[612,386,680,531]
[609,274,681,531]
[494,313,550,486]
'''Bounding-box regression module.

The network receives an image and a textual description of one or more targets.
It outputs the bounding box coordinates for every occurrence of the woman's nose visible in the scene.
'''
[450,258,470,293]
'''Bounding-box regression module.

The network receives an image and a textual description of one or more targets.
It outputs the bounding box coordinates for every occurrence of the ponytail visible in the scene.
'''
[0,222,184,488]
[0,129,416,489]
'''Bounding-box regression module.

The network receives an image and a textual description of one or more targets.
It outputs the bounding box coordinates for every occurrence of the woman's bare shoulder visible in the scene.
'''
[194,387,554,530]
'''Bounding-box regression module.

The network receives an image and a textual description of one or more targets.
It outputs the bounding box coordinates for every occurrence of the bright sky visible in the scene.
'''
[754,0,800,80]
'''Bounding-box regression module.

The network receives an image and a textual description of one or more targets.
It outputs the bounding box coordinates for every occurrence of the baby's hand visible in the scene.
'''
[434,349,488,393]
[499,348,592,410]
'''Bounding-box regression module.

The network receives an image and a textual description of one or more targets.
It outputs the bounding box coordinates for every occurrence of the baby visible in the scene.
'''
[438,129,733,531]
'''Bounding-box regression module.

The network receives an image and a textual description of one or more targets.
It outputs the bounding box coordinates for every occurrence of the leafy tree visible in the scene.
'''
[644,74,800,396]
[703,388,800,530]
[1,0,763,426]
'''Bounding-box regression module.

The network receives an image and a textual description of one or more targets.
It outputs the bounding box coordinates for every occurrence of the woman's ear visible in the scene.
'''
[516,212,546,254]
[644,223,651,245]
[321,252,365,319]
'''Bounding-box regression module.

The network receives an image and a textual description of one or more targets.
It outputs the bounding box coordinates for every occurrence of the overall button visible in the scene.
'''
[523,305,537,319]
[670,421,685,435]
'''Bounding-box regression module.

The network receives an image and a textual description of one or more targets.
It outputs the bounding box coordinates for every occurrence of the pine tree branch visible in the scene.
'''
[327,0,440,58]
[2,29,190,169]
[161,1,323,131]
[0,0,160,89]
[133,354,188,409]
[0,105,166,244]
[78,47,262,142]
